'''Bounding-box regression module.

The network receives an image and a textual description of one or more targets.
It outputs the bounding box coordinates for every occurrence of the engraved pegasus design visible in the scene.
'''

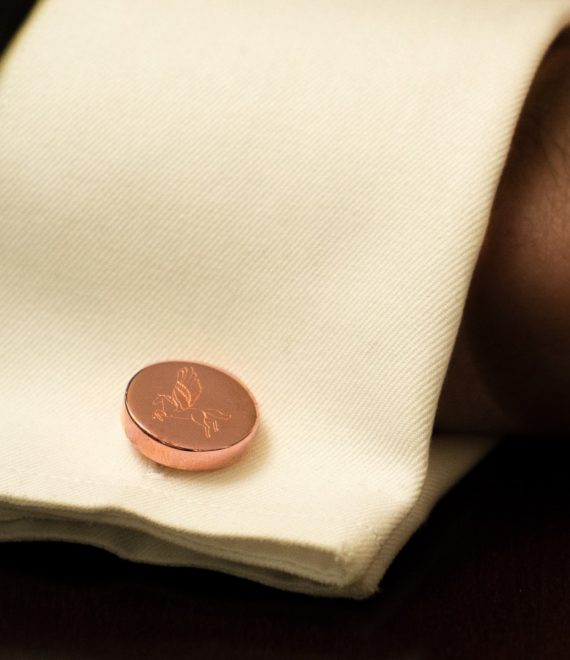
[151,366,231,439]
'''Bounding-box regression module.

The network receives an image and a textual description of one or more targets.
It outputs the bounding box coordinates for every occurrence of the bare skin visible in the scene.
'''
[434,29,570,435]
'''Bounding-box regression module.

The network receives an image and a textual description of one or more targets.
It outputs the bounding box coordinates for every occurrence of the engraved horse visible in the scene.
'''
[152,366,231,439]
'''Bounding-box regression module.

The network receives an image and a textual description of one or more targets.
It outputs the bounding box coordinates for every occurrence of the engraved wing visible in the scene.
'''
[171,366,202,410]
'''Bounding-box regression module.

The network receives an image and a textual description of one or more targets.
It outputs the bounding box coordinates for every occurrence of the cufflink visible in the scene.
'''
[121,361,259,471]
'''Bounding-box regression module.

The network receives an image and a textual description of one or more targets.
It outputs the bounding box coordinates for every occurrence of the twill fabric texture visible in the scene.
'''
[0,0,568,598]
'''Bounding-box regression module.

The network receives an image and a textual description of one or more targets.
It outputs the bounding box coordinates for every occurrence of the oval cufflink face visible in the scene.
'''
[122,361,259,471]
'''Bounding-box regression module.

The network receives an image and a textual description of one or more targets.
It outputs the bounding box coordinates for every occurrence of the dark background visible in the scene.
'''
[1,4,569,659]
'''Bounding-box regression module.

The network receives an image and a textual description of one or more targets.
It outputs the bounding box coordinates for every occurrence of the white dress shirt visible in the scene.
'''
[1,0,569,598]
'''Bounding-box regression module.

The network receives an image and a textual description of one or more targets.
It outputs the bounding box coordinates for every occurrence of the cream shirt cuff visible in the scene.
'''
[1,0,568,599]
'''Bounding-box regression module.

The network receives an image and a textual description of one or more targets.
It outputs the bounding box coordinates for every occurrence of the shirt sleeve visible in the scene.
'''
[0,0,568,598]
